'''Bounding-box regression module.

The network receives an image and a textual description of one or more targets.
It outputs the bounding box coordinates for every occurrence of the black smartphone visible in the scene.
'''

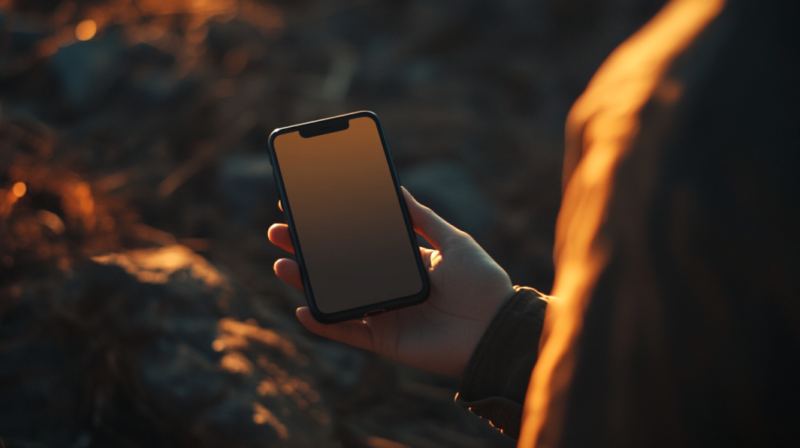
[268,111,430,323]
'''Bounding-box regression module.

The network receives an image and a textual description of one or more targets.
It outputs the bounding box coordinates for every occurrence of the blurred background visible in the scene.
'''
[0,0,665,446]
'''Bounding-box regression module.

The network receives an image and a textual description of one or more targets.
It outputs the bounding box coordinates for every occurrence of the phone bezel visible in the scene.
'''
[267,110,430,323]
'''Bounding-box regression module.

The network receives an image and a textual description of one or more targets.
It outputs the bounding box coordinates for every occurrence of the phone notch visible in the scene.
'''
[299,117,350,138]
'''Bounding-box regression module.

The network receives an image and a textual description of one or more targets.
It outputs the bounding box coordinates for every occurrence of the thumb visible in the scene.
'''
[401,187,463,251]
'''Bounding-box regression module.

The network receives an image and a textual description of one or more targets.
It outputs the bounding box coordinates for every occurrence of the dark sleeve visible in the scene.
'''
[455,286,548,439]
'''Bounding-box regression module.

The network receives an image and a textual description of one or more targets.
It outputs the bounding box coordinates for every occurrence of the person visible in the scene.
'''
[269,0,800,446]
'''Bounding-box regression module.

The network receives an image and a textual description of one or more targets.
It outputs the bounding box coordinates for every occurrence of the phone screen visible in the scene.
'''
[273,116,423,314]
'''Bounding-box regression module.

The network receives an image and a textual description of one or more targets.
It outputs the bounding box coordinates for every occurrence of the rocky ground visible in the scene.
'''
[0,0,665,446]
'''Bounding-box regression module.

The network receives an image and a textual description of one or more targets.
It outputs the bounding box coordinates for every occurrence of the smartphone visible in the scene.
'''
[268,111,430,323]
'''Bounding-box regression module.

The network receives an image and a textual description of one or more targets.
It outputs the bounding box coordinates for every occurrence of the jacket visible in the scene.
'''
[457,0,800,446]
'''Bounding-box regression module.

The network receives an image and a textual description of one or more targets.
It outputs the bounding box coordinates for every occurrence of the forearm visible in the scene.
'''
[455,287,548,439]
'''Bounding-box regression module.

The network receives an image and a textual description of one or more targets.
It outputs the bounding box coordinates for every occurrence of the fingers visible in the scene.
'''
[402,187,462,250]
[275,191,460,254]
[296,307,377,352]
[278,200,283,212]
[268,223,295,253]
[419,247,435,270]
[273,258,304,291]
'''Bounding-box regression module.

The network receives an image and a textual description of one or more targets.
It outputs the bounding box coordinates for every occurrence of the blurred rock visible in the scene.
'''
[400,162,494,237]
[126,43,180,104]
[0,246,333,448]
[218,154,274,226]
[316,341,365,391]
[7,21,47,54]
[50,34,123,108]
[134,69,180,103]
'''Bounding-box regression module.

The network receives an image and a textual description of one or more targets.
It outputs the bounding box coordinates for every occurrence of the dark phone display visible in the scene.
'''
[273,116,423,314]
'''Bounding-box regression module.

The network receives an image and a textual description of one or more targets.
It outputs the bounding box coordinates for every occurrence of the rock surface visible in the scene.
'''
[1,245,333,447]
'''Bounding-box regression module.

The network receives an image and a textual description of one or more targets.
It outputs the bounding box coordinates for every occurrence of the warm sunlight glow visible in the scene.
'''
[91,245,223,286]
[37,210,66,235]
[257,379,279,396]
[75,20,97,41]
[215,318,297,357]
[254,355,321,409]
[61,181,96,231]
[252,403,289,438]
[518,1,727,446]
[11,182,26,198]
[220,351,254,375]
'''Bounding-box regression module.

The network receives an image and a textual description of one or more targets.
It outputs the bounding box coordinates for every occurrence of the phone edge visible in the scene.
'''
[267,110,430,324]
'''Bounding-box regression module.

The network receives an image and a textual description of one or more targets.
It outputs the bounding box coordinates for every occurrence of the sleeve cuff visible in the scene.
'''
[455,286,548,439]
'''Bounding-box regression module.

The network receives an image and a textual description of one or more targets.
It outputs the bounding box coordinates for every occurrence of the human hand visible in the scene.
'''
[268,188,515,377]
